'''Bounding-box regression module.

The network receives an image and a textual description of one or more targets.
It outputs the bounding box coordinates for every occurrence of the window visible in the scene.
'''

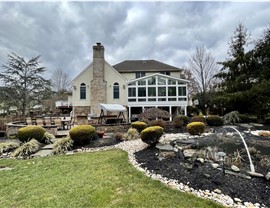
[161,72,170,76]
[168,87,176,96]
[136,72,145,78]
[178,87,186,96]
[138,87,146,97]
[128,88,136,97]
[113,82,120,99]
[80,83,86,99]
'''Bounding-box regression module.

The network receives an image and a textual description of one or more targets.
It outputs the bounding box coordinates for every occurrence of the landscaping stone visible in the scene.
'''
[156,143,174,151]
[266,172,270,180]
[212,163,219,168]
[231,165,240,172]
[248,171,264,178]
[183,149,196,158]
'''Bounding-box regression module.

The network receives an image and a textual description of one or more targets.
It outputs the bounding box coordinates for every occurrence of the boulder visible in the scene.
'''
[156,143,174,151]
[266,172,270,180]
[231,165,240,172]
[183,149,196,158]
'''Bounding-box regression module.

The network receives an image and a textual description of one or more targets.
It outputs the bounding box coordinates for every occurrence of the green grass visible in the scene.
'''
[0,150,224,208]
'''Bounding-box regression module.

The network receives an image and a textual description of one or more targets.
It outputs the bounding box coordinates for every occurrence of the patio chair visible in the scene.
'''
[44,117,52,127]
[54,117,63,130]
[36,118,44,126]
[26,117,32,125]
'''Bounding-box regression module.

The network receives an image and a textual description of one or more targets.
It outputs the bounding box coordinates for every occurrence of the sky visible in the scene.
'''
[0,1,270,81]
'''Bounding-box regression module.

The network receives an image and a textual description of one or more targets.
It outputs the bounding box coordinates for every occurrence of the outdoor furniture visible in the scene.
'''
[36,118,44,126]
[53,117,62,130]
[98,103,126,125]
[61,117,71,129]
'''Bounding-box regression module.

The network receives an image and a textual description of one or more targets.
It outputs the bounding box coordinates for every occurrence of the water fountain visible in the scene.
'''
[223,126,264,177]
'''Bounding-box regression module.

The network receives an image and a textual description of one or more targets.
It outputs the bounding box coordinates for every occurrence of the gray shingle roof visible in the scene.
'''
[113,60,181,72]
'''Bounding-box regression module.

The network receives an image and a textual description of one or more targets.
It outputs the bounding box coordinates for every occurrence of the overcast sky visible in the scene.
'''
[0,1,270,81]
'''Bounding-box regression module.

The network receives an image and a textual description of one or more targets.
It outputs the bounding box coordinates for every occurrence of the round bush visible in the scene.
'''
[187,122,205,135]
[69,125,96,145]
[140,126,163,146]
[206,115,223,126]
[173,115,189,128]
[17,125,46,143]
[131,121,147,133]
[190,115,206,123]
[148,119,167,128]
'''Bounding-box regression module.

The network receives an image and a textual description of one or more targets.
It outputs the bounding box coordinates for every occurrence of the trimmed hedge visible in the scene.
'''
[206,115,223,126]
[140,126,163,146]
[148,119,167,128]
[69,125,96,145]
[187,122,205,135]
[190,115,206,124]
[17,125,46,143]
[173,115,189,128]
[131,121,147,133]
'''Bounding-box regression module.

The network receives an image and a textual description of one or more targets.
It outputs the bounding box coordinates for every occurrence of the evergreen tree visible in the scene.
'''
[0,53,51,118]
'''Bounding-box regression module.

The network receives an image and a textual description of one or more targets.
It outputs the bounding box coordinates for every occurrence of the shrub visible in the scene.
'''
[17,126,46,143]
[187,122,205,135]
[140,126,164,146]
[69,125,96,145]
[0,142,20,155]
[148,119,167,128]
[43,132,55,144]
[12,139,41,157]
[206,115,223,126]
[131,121,147,133]
[138,108,170,120]
[190,115,206,124]
[124,128,139,140]
[223,111,240,124]
[173,115,189,128]
[52,136,73,155]
[113,133,124,142]
[263,117,270,125]
[239,114,257,123]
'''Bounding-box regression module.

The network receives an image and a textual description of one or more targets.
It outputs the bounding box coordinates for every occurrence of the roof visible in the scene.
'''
[98,103,126,112]
[126,73,190,84]
[113,60,181,73]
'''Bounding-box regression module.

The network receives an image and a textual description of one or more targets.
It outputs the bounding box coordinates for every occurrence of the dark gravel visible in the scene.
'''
[135,147,270,207]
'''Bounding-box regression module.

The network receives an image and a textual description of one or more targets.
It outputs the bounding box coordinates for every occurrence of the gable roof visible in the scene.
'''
[113,60,181,73]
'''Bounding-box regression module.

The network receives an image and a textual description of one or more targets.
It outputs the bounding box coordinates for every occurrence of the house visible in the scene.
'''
[71,43,190,122]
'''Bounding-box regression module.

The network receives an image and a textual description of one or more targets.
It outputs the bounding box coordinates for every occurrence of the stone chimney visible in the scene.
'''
[91,43,107,116]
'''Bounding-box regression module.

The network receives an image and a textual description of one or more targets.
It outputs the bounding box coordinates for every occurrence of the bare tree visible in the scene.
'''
[188,46,218,107]
[51,68,71,92]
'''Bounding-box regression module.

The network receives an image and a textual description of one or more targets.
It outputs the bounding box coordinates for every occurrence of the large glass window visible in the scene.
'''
[158,87,166,96]
[148,77,156,85]
[158,77,166,85]
[168,87,176,96]
[128,88,136,97]
[138,87,146,97]
[80,83,86,99]
[148,87,156,97]
[113,82,120,99]
[178,87,186,96]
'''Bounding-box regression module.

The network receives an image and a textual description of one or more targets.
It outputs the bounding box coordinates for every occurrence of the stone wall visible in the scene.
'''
[74,106,91,116]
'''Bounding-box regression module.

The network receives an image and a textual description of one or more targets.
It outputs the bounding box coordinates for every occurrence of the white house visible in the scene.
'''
[71,43,190,122]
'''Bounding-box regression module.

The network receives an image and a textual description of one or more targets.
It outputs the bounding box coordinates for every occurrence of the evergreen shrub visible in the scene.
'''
[131,121,147,133]
[206,115,223,126]
[190,115,206,124]
[69,125,96,145]
[173,115,189,128]
[140,126,163,146]
[148,119,167,128]
[187,122,205,135]
[17,125,46,143]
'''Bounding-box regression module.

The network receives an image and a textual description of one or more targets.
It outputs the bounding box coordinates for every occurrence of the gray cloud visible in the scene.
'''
[0,1,270,81]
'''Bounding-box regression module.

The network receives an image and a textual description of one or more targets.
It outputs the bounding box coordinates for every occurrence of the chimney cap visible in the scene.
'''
[96,42,101,46]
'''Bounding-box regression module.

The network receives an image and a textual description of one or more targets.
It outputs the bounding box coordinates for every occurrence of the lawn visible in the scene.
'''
[0,150,224,208]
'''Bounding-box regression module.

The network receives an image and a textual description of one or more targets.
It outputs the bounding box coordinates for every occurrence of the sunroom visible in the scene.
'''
[126,73,190,122]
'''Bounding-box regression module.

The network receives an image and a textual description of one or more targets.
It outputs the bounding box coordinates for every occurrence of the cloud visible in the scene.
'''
[0,1,269,81]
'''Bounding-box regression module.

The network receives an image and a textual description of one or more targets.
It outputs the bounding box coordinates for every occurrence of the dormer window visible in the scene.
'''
[136,72,145,78]
[161,72,170,76]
